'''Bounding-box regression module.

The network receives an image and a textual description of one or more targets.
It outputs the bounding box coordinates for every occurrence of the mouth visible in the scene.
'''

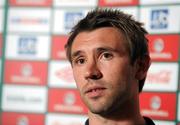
[85,86,106,98]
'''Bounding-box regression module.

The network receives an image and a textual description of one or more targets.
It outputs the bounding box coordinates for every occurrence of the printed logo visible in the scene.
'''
[2,112,45,125]
[151,9,169,29]
[6,34,50,60]
[18,36,37,55]
[9,0,52,6]
[8,8,51,33]
[2,85,47,113]
[17,116,29,125]
[144,63,178,91]
[146,70,171,83]
[51,35,67,60]
[4,61,48,85]
[48,89,88,114]
[148,34,179,61]
[48,61,76,88]
[153,38,164,53]
[21,63,33,77]
[55,66,75,83]
[64,12,83,30]
[64,92,76,106]
[140,92,177,120]
[150,96,161,110]
[11,17,48,25]
[99,0,138,6]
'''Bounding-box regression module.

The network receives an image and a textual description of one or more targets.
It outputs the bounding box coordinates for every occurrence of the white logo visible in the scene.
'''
[150,96,161,110]
[17,116,29,125]
[153,38,164,53]
[21,63,33,77]
[64,92,75,105]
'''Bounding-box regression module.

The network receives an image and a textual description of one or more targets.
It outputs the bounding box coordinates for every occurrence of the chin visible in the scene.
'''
[90,109,113,117]
[88,104,112,116]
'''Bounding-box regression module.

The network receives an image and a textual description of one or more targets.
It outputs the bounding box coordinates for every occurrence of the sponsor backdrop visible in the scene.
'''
[0,0,180,125]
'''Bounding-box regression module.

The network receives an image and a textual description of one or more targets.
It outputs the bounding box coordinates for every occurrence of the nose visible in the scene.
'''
[85,61,103,80]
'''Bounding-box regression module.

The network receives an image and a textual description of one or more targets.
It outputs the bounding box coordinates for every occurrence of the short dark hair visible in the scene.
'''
[65,8,149,92]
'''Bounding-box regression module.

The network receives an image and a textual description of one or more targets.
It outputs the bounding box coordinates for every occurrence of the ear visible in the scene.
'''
[135,55,151,80]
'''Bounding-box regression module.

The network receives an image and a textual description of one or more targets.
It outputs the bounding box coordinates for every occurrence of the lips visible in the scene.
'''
[84,86,106,98]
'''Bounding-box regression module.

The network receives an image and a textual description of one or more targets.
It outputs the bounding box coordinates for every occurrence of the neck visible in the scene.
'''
[88,97,145,125]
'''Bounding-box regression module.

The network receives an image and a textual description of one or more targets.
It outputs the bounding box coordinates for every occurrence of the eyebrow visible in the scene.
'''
[71,50,83,60]
[71,46,118,59]
[96,47,118,53]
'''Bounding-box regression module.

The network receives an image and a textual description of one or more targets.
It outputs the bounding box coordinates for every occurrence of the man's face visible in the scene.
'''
[70,27,139,115]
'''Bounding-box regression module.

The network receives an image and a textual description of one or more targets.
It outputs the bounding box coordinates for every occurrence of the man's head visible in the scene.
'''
[65,9,150,92]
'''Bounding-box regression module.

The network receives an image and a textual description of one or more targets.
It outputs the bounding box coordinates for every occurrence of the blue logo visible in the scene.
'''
[64,12,83,30]
[18,36,37,55]
[150,9,169,29]
[11,17,48,24]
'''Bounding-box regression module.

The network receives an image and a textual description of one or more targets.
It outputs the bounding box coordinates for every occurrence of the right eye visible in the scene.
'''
[73,58,86,65]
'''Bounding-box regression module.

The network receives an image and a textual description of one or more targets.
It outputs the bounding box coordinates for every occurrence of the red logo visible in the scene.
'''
[99,0,139,6]
[2,112,45,125]
[148,34,179,61]
[9,0,52,6]
[4,61,48,85]
[51,35,68,60]
[140,92,176,120]
[48,89,88,114]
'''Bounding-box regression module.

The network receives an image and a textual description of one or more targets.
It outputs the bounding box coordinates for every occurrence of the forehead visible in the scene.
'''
[71,27,128,54]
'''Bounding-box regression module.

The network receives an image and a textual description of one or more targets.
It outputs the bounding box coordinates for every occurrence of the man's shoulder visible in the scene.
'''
[84,119,89,125]
[144,116,155,125]
[84,117,155,125]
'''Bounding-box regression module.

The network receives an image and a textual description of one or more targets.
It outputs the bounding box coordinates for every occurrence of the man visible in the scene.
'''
[65,9,155,125]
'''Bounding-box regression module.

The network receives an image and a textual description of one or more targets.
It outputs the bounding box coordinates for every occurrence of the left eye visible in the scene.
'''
[101,52,113,60]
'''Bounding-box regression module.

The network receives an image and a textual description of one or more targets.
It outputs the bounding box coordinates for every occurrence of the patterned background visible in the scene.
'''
[0,0,180,125]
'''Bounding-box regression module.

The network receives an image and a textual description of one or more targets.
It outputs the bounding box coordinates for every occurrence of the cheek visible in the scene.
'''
[101,61,129,80]
[73,67,81,80]
[72,68,84,88]
[102,62,132,90]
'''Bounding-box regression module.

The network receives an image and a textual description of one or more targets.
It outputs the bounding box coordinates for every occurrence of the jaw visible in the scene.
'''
[84,88,140,119]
